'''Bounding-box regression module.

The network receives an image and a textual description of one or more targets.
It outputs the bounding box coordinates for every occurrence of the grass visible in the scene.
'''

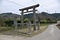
[56,24,60,30]
[0,23,49,37]
[0,26,12,32]
[57,26,60,29]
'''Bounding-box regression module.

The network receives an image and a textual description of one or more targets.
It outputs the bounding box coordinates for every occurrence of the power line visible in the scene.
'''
[31,0,41,13]
[31,0,49,12]
[40,6,48,12]
[31,0,36,3]
[5,0,24,7]
[5,0,49,13]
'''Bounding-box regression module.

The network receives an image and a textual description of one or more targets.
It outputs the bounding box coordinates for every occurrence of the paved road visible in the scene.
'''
[0,24,60,40]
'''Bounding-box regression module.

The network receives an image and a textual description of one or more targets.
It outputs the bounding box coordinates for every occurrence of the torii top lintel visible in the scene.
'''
[19,4,39,11]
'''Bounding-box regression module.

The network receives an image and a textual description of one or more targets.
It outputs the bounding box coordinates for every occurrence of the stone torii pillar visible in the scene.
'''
[19,4,40,31]
[33,7,36,31]
[13,17,17,31]
[21,11,24,29]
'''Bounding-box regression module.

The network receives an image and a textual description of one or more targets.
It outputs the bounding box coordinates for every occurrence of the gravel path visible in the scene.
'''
[0,24,60,40]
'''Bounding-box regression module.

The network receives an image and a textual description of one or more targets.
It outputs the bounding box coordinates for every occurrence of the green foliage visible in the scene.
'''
[5,20,14,26]
[30,19,33,23]
[40,19,47,23]
[0,27,12,32]
[40,19,57,23]
[24,18,28,23]
[0,18,5,26]
[17,20,21,23]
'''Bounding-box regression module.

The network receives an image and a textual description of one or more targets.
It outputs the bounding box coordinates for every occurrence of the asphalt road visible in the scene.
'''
[0,24,60,40]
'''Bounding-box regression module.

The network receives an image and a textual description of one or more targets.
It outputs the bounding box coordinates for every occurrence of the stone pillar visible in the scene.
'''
[38,22,40,30]
[33,7,36,31]
[27,21,32,34]
[21,11,24,29]
[14,18,17,31]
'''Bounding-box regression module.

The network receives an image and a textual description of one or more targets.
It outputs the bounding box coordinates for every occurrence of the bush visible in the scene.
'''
[24,18,28,23]
[5,20,14,26]
[17,20,21,23]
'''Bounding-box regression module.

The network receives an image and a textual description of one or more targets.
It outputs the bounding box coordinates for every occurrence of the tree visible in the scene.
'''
[0,17,5,26]
[24,18,28,23]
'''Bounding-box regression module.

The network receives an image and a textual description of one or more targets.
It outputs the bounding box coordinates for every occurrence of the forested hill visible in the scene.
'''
[0,12,60,21]
[24,12,60,20]
[0,13,20,19]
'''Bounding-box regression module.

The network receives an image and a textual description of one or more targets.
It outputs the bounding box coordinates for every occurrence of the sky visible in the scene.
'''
[0,0,60,14]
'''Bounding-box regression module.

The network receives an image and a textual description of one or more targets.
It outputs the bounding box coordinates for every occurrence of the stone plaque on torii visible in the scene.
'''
[19,4,40,31]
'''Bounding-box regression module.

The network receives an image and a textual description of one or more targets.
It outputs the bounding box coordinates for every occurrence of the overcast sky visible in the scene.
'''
[0,0,60,14]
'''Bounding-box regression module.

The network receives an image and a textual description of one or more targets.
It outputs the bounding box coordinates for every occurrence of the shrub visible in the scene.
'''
[5,20,14,26]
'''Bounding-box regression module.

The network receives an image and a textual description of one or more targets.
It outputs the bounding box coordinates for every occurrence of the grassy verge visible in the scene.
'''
[56,24,60,30]
[0,23,49,37]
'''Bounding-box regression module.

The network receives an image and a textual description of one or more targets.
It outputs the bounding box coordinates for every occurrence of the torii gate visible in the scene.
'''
[19,4,40,31]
